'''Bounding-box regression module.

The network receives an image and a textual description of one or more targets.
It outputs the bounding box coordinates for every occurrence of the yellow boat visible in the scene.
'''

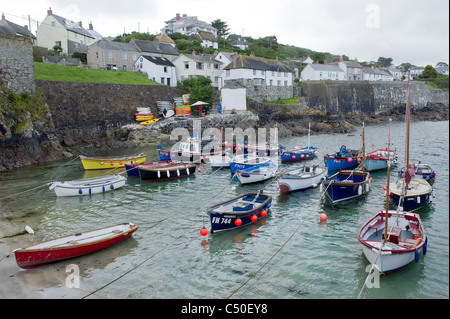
[140,119,159,125]
[79,153,146,170]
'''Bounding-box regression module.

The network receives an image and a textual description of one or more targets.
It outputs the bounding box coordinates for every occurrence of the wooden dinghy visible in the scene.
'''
[79,153,146,170]
[138,162,196,182]
[324,145,362,171]
[236,160,278,184]
[278,164,327,193]
[13,223,139,269]
[49,174,126,197]
[208,192,272,233]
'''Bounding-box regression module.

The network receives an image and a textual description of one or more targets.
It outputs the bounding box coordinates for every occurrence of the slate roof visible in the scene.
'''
[309,64,344,72]
[96,38,140,52]
[181,53,223,65]
[141,55,175,67]
[0,15,36,39]
[132,39,179,56]
[224,55,293,73]
[51,14,94,39]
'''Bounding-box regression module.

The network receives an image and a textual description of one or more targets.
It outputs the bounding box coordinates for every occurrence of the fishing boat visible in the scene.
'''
[365,148,398,171]
[278,164,327,193]
[357,210,427,275]
[138,161,196,182]
[13,223,139,269]
[389,70,433,213]
[398,162,436,182]
[230,156,271,174]
[324,145,362,171]
[124,160,172,177]
[49,174,126,197]
[236,160,278,184]
[321,170,371,203]
[80,153,146,170]
[208,191,272,233]
[280,123,318,162]
[209,152,233,168]
[156,135,221,162]
[245,142,283,157]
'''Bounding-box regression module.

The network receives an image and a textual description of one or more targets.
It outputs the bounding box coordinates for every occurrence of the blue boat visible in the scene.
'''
[398,163,436,183]
[236,160,278,184]
[230,156,271,174]
[124,160,172,177]
[157,137,222,162]
[321,170,371,203]
[280,146,318,162]
[208,192,272,233]
[324,145,362,171]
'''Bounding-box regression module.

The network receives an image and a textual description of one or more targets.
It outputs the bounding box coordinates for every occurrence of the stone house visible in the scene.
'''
[0,13,36,43]
[300,63,345,81]
[172,53,223,87]
[131,38,179,62]
[36,8,96,56]
[227,34,248,50]
[87,38,140,71]
[134,55,177,87]
[338,59,364,81]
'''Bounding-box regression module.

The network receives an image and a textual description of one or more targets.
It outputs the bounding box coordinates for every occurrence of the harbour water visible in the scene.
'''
[0,120,448,299]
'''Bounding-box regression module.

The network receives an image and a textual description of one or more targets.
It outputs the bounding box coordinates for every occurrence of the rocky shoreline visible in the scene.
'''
[0,102,448,171]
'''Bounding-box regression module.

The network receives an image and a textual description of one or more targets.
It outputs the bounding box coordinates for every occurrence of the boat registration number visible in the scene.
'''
[211,217,232,224]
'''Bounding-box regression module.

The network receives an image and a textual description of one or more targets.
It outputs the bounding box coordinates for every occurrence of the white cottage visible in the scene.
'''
[134,55,177,87]
[220,81,247,112]
[172,53,223,87]
[300,64,345,81]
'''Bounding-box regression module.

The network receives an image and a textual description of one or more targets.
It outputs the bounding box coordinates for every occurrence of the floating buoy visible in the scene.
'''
[177,169,180,177]
[300,154,304,158]
[357,158,361,162]
[235,218,242,226]
[157,170,161,178]
[198,168,202,173]
[110,162,114,166]
[347,157,353,162]
[101,161,104,165]
[119,161,123,165]
[251,215,257,222]
[292,155,296,159]
[166,170,170,177]
[200,227,208,236]
[320,213,327,221]
[295,146,299,149]
[25,226,34,235]
[383,186,387,191]
[306,154,309,158]
[261,210,267,217]
[369,177,373,183]
[78,189,82,195]
[416,195,421,204]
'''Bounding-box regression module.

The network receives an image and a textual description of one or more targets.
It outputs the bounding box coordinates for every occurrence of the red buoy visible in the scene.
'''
[251,215,257,222]
[235,218,242,226]
[347,157,353,162]
[260,210,267,217]
[200,227,208,236]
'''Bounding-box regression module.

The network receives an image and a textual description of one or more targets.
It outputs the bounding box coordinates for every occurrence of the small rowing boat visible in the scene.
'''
[278,164,327,193]
[236,160,278,184]
[13,223,139,269]
[138,161,196,182]
[80,153,146,170]
[49,174,126,197]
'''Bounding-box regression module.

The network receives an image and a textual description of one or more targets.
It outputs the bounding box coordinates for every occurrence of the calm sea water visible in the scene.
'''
[0,120,448,299]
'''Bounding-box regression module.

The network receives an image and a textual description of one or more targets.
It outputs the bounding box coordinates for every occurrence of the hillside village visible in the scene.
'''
[1,8,449,106]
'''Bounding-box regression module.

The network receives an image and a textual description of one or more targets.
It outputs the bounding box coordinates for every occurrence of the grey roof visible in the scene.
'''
[142,55,175,67]
[363,67,391,75]
[223,81,246,89]
[181,53,223,64]
[132,39,179,56]
[96,38,140,52]
[0,16,36,39]
[224,55,293,73]
[51,14,94,39]
[309,64,344,72]
[341,61,363,68]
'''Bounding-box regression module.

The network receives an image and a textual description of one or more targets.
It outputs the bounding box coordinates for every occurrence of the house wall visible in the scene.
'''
[173,55,222,87]
[37,16,68,53]
[220,68,293,89]
[87,43,139,71]
[134,57,177,87]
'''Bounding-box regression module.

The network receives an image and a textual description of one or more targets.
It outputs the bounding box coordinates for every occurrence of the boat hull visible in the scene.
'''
[208,193,272,233]
[14,223,138,269]
[80,153,146,170]
[322,170,370,203]
[236,163,278,184]
[138,163,196,182]
[278,166,327,193]
[124,160,172,177]
[230,156,270,174]
[280,147,317,162]
[365,149,398,172]
[49,175,126,197]
[389,179,433,213]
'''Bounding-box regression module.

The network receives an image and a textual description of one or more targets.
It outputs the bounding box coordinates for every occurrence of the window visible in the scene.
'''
[55,41,61,47]
[277,80,281,86]
[215,77,219,83]
[164,67,168,73]
[262,70,265,76]
[253,70,256,75]
[184,62,189,69]
[123,65,127,71]
[161,77,165,84]
[207,63,211,69]
[226,70,230,77]
[95,52,99,60]
[122,53,127,61]
[51,21,55,27]
[108,51,113,60]
[196,62,203,70]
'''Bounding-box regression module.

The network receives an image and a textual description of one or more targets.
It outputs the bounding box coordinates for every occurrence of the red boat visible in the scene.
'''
[13,223,138,269]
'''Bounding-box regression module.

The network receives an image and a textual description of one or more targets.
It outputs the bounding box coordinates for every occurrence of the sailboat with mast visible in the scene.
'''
[357,131,428,274]
[280,122,318,162]
[388,70,434,213]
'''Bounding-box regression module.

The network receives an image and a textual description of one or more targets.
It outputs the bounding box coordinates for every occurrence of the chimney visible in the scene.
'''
[78,21,82,27]
[176,13,180,21]
[47,7,52,16]
[1,13,5,20]
[89,22,93,30]
[183,14,187,18]
[339,55,343,62]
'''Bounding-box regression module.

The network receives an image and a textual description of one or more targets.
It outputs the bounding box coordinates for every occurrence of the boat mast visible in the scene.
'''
[383,119,392,242]
[362,121,365,171]
[406,69,411,169]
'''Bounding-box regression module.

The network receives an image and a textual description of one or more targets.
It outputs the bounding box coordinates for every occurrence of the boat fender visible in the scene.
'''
[89,188,92,195]
[358,185,363,196]
[413,237,422,248]
[102,186,106,193]
[166,170,170,177]
[110,184,114,190]
[423,237,427,255]
[366,182,370,193]
[415,250,420,262]
[416,195,421,204]
[177,169,180,177]
[312,183,317,188]
[157,170,161,178]
[79,189,83,195]
[320,183,323,193]
[187,168,190,175]
[25,226,34,235]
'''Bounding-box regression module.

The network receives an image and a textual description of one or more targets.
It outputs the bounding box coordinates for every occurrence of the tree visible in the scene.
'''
[312,52,327,64]
[211,19,230,38]
[377,57,393,67]
[421,65,438,79]
[176,76,214,111]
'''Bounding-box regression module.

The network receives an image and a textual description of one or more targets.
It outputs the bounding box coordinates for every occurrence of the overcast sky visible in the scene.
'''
[2,0,449,66]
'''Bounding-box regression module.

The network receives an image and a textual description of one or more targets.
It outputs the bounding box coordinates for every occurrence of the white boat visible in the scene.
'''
[365,148,398,171]
[49,174,126,197]
[357,210,427,275]
[236,160,278,184]
[209,152,233,168]
[230,155,270,174]
[278,164,327,193]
